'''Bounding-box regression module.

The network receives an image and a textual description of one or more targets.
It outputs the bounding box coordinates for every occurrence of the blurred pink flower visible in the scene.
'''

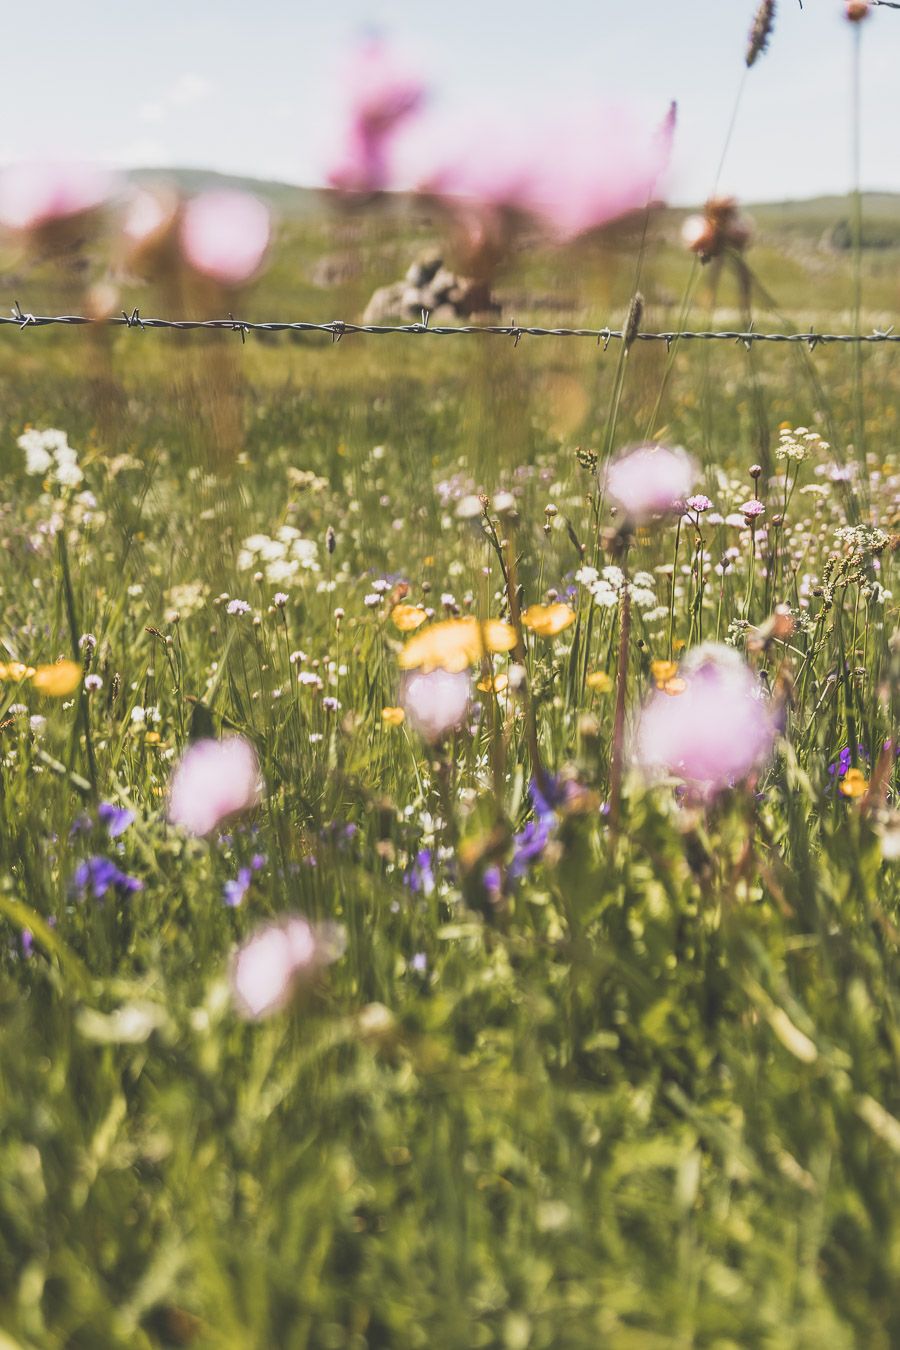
[0,161,114,233]
[231,916,346,1019]
[426,101,675,240]
[634,643,777,797]
[328,38,427,192]
[606,443,696,522]
[167,736,261,836]
[400,668,470,742]
[179,189,271,285]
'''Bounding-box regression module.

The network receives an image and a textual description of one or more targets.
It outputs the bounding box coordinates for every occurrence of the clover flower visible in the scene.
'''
[179,189,271,286]
[400,669,471,742]
[168,736,261,836]
[634,642,777,797]
[606,444,696,523]
[230,916,345,1019]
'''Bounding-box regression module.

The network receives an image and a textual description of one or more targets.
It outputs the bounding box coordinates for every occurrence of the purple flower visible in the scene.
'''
[72,856,143,901]
[224,866,253,908]
[405,849,435,897]
[97,802,135,839]
[828,744,869,779]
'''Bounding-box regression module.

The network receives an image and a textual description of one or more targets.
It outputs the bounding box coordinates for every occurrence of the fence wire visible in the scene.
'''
[3,305,900,352]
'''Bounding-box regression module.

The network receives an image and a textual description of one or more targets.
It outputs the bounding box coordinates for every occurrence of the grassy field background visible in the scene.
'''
[1,181,900,1347]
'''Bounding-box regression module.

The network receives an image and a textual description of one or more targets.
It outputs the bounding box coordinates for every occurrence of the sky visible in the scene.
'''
[3,1,898,206]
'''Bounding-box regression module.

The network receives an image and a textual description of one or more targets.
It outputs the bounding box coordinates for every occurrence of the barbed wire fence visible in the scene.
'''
[3,305,900,353]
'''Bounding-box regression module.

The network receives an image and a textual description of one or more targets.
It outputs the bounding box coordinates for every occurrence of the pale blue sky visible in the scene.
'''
[4,1,897,204]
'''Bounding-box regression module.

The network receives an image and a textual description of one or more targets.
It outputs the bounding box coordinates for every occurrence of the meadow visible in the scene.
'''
[2,176,900,1350]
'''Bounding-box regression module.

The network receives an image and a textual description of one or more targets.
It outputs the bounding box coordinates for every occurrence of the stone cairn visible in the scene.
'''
[363,251,500,325]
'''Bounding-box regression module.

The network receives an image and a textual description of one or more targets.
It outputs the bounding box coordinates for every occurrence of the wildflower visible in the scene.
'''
[223,867,252,908]
[179,189,271,286]
[226,599,251,616]
[84,674,103,692]
[477,672,509,694]
[650,659,679,688]
[521,603,576,637]
[634,642,777,796]
[364,593,381,607]
[686,494,712,514]
[0,162,113,233]
[586,670,613,693]
[328,37,426,194]
[391,603,427,632]
[72,856,143,901]
[167,736,261,836]
[273,592,289,608]
[230,916,345,1019]
[97,802,135,839]
[398,616,516,674]
[741,499,766,521]
[382,705,406,726]
[322,696,341,712]
[0,661,34,683]
[426,98,675,241]
[405,849,436,896]
[840,768,869,798]
[682,197,752,262]
[400,669,471,742]
[606,444,696,523]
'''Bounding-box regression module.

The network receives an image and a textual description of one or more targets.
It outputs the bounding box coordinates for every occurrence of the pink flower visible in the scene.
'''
[634,643,777,797]
[606,444,696,522]
[426,100,675,241]
[400,668,470,742]
[179,189,271,286]
[741,499,766,520]
[0,161,114,233]
[328,38,426,193]
[167,736,261,836]
[230,916,346,1019]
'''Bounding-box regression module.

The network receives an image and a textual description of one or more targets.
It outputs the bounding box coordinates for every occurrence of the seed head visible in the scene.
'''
[746,0,777,68]
[623,291,644,353]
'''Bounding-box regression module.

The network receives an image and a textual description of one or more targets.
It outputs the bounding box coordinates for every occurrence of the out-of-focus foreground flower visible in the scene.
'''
[606,444,696,523]
[426,100,675,241]
[400,668,470,742]
[179,189,272,286]
[0,161,115,234]
[230,916,346,1019]
[327,37,427,193]
[633,642,777,797]
[168,736,262,836]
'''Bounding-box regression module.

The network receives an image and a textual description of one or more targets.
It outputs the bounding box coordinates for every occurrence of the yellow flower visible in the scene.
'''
[382,706,406,726]
[31,661,82,697]
[477,672,509,694]
[144,731,161,745]
[840,768,868,799]
[521,603,576,638]
[391,604,427,633]
[399,617,516,673]
[0,661,36,682]
[585,670,613,694]
[661,677,687,696]
[651,659,679,687]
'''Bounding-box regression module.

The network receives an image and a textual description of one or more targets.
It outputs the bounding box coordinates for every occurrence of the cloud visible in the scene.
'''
[139,74,214,125]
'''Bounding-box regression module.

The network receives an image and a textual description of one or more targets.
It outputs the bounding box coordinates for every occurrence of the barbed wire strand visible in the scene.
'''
[3,305,900,352]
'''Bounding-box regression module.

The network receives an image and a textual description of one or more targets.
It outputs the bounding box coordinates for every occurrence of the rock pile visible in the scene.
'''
[363,251,499,325]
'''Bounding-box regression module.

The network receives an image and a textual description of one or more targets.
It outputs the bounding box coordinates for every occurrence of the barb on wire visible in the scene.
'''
[4,305,900,348]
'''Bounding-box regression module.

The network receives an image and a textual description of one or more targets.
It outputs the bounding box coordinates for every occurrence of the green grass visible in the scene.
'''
[1,188,900,1348]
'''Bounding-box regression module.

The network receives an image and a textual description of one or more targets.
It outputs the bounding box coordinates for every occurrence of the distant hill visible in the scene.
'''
[129,168,900,244]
